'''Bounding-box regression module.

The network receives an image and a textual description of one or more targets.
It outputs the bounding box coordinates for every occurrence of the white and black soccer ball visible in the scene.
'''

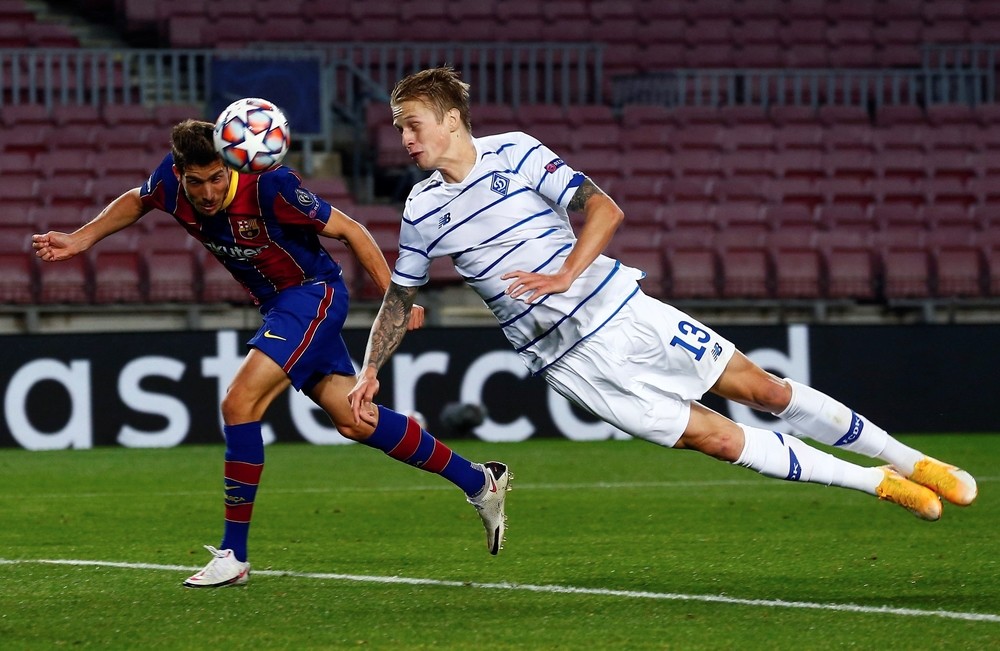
[213,97,290,174]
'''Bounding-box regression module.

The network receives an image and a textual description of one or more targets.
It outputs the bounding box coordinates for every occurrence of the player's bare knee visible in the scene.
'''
[334,419,373,442]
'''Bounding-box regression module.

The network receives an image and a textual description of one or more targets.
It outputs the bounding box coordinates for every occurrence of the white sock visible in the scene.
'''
[734,425,882,494]
[775,379,923,473]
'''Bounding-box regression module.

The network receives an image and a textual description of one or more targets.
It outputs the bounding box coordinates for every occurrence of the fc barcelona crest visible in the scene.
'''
[237,218,260,239]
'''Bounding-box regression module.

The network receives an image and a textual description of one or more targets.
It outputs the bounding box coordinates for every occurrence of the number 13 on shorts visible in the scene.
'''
[669,320,724,362]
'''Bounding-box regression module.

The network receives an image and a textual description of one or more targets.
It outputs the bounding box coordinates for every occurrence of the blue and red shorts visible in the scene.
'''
[248,278,355,393]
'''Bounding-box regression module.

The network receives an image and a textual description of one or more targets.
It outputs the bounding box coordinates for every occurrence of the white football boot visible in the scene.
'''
[183,545,250,588]
[468,461,511,555]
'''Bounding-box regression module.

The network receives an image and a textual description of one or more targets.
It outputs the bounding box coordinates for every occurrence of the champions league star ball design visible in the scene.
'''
[213,97,290,174]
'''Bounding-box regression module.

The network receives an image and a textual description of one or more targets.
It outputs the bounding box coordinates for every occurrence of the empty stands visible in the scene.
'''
[1,1,998,310]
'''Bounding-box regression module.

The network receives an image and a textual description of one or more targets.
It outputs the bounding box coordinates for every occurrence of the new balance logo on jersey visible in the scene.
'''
[490,173,509,195]
[711,343,723,361]
[438,212,451,228]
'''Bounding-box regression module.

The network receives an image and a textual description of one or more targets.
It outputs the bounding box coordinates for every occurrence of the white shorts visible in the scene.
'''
[544,291,735,448]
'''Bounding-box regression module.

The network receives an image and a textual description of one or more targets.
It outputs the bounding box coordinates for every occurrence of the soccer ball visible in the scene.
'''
[213,97,290,174]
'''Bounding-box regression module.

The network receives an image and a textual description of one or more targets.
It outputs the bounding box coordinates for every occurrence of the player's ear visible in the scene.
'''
[447,107,460,132]
[172,164,181,182]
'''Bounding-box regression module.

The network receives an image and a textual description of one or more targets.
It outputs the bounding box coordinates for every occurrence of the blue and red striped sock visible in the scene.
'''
[364,406,486,497]
[220,422,264,563]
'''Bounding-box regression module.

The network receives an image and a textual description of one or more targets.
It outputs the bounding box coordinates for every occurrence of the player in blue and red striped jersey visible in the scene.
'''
[31,119,511,588]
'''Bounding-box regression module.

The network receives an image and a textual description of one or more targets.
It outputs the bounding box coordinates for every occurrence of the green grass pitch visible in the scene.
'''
[0,434,996,650]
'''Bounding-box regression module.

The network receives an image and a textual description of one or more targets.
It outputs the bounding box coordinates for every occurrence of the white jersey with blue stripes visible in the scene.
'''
[393,131,644,374]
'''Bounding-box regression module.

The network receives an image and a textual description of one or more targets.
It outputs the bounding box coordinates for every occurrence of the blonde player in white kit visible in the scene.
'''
[348,68,977,547]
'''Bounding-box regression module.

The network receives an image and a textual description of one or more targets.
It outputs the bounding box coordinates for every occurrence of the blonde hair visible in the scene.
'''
[390,66,472,132]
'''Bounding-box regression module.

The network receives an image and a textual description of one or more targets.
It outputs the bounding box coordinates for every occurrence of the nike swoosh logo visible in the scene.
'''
[263,330,286,341]
[225,485,241,491]
[488,476,497,493]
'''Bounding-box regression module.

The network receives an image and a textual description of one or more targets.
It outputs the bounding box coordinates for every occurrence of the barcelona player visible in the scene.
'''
[32,119,510,588]
[349,67,977,525]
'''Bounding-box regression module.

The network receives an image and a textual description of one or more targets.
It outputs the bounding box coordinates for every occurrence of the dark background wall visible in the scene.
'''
[0,324,995,449]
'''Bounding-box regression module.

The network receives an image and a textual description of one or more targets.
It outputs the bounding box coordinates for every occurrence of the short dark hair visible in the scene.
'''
[390,66,472,133]
[170,119,219,171]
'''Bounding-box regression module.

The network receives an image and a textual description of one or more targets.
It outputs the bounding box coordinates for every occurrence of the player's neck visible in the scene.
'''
[437,135,477,184]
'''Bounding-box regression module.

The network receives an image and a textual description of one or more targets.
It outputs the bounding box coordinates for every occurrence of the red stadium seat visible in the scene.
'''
[881,247,932,299]
[773,247,824,298]
[101,103,155,127]
[720,247,772,298]
[37,255,91,304]
[665,247,719,299]
[934,247,984,298]
[824,247,875,299]
[985,247,1000,296]
[145,250,199,302]
[875,105,925,128]
[0,253,36,304]
[92,250,144,303]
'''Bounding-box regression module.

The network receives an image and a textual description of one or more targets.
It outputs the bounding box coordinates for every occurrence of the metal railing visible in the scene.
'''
[1,48,208,108]
[611,66,996,109]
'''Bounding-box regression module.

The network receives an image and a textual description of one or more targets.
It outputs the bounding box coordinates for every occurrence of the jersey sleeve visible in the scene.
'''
[138,153,178,213]
[263,167,333,232]
[390,205,430,287]
[510,132,586,209]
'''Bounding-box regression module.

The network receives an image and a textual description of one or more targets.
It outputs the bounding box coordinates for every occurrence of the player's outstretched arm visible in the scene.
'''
[32,188,147,262]
[502,177,624,302]
[348,281,420,424]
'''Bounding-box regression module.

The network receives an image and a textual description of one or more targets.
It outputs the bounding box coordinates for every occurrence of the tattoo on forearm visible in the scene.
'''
[367,283,418,370]
[568,177,602,213]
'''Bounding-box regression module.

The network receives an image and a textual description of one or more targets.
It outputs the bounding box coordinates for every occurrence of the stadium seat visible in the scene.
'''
[37,177,92,208]
[985,247,1000,297]
[934,246,984,298]
[0,252,36,304]
[724,122,773,152]
[824,247,875,299]
[473,103,519,133]
[620,104,674,130]
[665,247,719,299]
[153,103,205,126]
[773,247,824,298]
[875,104,925,128]
[824,149,875,182]
[774,149,824,182]
[101,103,155,127]
[36,150,95,180]
[720,247,772,298]
[51,104,102,128]
[0,224,32,253]
[37,255,91,304]
[881,247,933,299]
[92,250,144,303]
[145,250,199,302]
[24,18,79,46]
[877,149,926,182]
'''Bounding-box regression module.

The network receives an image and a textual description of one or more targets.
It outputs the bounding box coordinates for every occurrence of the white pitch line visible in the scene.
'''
[1,557,997,624]
[4,476,998,501]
